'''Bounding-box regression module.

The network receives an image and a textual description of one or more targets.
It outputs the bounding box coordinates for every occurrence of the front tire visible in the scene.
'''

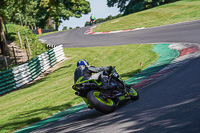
[129,87,139,100]
[90,21,93,26]
[87,90,116,114]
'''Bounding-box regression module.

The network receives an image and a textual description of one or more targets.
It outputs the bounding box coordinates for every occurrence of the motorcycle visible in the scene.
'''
[72,67,139,114]
[90,19,95,26]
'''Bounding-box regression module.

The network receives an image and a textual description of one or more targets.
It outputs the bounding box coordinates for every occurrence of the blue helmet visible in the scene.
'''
[77,59,89,67]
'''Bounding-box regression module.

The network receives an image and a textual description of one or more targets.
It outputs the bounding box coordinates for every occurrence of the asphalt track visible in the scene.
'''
[39,20,200,47]
[36,20,200,133]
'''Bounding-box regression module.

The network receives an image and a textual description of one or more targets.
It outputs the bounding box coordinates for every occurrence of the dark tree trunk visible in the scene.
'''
[3,21,8,38]
[0,16,11,56]
[55,21,59,31]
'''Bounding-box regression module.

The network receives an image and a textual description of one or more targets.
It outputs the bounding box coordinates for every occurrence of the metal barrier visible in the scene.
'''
[0,45,65,95]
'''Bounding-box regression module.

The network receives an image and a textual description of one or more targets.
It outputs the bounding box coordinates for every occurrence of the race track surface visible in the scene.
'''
[39,20,200,47]
[35,20,200,133]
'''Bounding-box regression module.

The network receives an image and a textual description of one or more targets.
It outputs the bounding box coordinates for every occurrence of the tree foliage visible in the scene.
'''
[39,0,91,30]
[62,26,68,30]
[85,14,123,26]
[107,0,179,15]
[0,0,91,30]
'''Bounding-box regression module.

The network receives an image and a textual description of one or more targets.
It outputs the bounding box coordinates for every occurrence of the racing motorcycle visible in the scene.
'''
[90,20,95,26]
[72,67,139,114]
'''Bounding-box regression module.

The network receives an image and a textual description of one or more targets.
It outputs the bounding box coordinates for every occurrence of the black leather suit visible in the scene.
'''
[74,65,110,84]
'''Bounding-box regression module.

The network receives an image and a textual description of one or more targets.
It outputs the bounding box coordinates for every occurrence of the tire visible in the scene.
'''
[90,21,93,26]
[129,87,139,100]
[87,90,116,114]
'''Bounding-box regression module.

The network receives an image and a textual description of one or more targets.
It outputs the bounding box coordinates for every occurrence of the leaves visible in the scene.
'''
[107,0,180,15]
[1,0,91,30]
[39,0,91,30]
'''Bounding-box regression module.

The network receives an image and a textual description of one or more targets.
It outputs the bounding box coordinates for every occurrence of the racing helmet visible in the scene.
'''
[77,59,89,67]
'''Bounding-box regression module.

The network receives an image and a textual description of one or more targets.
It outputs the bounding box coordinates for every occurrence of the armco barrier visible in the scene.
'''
[0,45,65,95]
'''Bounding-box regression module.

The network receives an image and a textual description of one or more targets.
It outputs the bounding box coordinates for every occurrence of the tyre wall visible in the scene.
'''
[0,45,65,95]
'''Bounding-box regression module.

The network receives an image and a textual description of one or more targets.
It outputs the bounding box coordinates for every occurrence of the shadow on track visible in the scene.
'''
[46,93,200,133]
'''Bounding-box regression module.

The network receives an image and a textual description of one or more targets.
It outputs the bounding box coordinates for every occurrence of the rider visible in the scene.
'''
[90,14,96,24]
[74,59,113,89]
[74,59,114,109]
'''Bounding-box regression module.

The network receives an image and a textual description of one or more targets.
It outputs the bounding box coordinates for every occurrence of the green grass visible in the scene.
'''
[0,44,159,133]
[94,0,200,32]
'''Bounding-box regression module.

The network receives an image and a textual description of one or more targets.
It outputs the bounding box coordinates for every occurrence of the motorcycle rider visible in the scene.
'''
[74,59,113,90]
[90,14,96,25]
[74,59,114,108]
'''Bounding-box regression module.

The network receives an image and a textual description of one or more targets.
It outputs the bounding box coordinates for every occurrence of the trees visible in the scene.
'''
[107,0,179,15]
[124,0,146,15]
[84,14,123,26]
[0,0,91,55]
[40,0,91,30]
[107,0,130,13]
[0,16,11,56]
[0,0,40,30]
[1,0,31,24]
[107,0,147,15]
[0,0,91,30]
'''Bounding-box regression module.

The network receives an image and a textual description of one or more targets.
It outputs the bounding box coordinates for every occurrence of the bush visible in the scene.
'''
[62,26,68,31]
[84,14,124,26]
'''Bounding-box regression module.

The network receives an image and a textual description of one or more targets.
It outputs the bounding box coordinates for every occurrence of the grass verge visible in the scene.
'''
[94,0,200,32]
[0,44,159,133]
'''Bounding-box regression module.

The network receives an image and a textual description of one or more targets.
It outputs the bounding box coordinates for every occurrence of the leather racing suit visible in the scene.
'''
[74,65,111,84]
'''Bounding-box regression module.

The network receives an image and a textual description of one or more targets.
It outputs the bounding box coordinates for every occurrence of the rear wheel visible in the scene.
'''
[87,90,116,114]
[129,87,139,100]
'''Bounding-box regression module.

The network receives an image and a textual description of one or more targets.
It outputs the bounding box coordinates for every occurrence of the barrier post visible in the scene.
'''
[38,29,42,35]
[17,29,23,48]
[4,56,8,70]
[26,36,32,55]
[12,46,18,65]
[24,41,29,61]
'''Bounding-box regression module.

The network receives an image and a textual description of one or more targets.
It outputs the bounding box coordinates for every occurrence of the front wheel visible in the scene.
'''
[90,21,93,26]
[129,87,139,100]
[87,90,116,114]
